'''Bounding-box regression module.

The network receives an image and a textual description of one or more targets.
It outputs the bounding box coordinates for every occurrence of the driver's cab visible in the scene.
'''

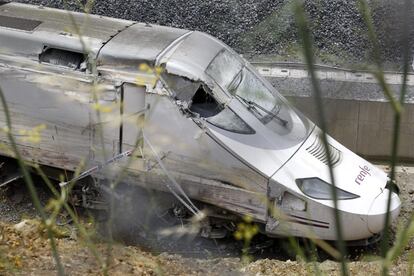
[156,31,313,178]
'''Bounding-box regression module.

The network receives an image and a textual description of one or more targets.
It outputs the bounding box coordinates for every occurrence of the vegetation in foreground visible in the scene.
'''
[0,0,413,275]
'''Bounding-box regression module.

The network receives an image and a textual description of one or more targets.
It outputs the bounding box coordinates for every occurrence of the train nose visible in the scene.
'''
[367,190,401,234]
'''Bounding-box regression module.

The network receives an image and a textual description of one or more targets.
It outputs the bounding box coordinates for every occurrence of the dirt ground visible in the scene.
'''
[0,163,413,275]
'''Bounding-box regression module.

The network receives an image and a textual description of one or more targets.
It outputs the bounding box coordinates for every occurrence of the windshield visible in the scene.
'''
[206,49,289,129]
[205,49,243,89]
[228,67,285,125]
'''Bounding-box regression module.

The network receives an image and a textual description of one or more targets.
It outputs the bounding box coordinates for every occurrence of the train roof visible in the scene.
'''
[0,2,191,67]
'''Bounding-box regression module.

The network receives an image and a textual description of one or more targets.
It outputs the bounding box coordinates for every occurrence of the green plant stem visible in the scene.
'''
[294,2,348,275]
[0,88,65,276]
[380,1,411,274]
[34,165,105,267]
[408,249,414,276]
[385,213,414,266]
[357,1,412,274]
[62,3,111,272]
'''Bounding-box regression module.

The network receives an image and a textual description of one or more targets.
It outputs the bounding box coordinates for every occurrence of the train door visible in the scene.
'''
[90,82,122,163]
[118,83,146,171]
[120,83,146,151]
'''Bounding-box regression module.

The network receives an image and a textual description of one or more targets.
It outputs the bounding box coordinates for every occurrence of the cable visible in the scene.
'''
[142,133,202,217]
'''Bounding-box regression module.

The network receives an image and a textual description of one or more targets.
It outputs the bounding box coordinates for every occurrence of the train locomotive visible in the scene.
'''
[0,2,401,243]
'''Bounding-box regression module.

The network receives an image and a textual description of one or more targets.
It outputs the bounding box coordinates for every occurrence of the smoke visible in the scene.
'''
[98,180,226,257]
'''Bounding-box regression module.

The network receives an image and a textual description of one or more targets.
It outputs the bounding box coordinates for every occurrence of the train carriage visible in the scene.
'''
[0,2,401,242]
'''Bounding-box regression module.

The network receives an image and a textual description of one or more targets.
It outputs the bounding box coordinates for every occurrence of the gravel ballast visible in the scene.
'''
[14,0,414,66]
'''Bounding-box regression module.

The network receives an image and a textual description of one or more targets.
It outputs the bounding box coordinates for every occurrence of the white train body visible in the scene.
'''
[0,2,400,242]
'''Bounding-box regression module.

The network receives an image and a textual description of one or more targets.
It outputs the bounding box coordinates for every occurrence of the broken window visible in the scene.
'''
[187,86,255,134]
[163,73,254,134]
[39,48,86,70]
[189,86,222,118]
[162,73,222,117]
[162,74,200,102]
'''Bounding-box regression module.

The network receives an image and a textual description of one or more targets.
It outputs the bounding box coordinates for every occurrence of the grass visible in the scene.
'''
[292,0,413,275]
[294,2,348,275]
[355,4,411,275]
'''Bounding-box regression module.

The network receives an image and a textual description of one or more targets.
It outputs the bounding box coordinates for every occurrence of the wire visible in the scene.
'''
[143,133,202,217]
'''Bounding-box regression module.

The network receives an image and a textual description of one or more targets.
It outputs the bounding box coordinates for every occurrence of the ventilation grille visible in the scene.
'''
[0,15,42,31]
[306,136,342,167]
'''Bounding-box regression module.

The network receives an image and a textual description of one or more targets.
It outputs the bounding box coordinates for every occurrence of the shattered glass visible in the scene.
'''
[162,74,200,102]
[163,72,254,134]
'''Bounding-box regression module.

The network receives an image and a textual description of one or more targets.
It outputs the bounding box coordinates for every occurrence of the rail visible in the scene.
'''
[251,61,414,86]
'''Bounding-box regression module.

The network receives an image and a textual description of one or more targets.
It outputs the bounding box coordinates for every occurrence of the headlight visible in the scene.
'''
[296,178,359,200]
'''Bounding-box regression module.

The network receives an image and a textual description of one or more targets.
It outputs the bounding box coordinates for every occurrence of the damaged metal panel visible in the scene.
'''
[125,171,267,222]
[97,23,189,69]
[0,71,93,170]
[142,94,268,194]
[0,2,132,59]
[161,74,200,102]
[159,31,224,83]
[0,51,122,168]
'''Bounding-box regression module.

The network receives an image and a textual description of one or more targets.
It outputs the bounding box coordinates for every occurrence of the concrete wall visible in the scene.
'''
[262,70,414,161]
[284,96,414,161]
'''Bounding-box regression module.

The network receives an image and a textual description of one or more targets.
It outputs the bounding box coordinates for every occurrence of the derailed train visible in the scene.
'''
[0,2,401,243]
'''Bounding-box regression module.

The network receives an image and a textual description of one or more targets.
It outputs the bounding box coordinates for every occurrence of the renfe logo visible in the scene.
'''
[355,165,371,185]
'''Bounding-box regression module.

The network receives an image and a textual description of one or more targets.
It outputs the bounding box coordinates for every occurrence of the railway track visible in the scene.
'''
[252,61,414,86]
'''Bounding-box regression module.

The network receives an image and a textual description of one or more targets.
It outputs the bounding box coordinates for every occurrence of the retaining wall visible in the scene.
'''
[258,65,414,161]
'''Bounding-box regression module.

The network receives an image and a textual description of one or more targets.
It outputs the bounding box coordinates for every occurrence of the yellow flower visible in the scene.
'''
[234,231,243,240]
[19,124,47,143]
[1,126,9,133]
[139,63,150,72]
[13,256,22,268]
[233,215,259,242]
[91,102,113,113]
[243,215,253,223]
[154,66,164,76]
